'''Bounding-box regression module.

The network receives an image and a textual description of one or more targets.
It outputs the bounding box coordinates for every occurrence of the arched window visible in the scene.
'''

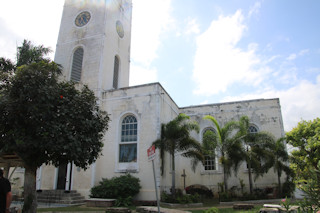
[113,56,120,89]
[248,125,258,133]
[246,124,260,169]
[203,128,216,171]
[245,125,259,152]
[70,47,84,82]
[119,115,137,163]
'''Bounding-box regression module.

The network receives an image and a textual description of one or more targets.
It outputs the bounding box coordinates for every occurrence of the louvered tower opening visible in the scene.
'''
[113,56,119,89]
[71,48,84,82]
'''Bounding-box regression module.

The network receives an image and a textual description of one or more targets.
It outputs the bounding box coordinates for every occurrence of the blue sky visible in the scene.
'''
[1,0,319,131]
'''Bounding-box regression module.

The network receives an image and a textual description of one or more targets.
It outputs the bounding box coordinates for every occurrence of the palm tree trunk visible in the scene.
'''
[223,168,228,192]
[222,153,228,192]
[23,165,37,213]
[277,169,282,197]
[248,161,253,195]
[171,152,176,198]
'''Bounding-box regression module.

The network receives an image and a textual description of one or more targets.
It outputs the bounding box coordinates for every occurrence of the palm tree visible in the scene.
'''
[1,39,52,89]
[237,116,275,194]
[0,39,51,72]
[203,115,242,192]
[153,113,203,197]
[269,137,290,197]
[16,39,51,67]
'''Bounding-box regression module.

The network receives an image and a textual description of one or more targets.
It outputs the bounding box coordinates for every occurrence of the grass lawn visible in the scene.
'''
[190,206,262,213]
[37,205,106,212]
[36,199,266,212]
[37,205,263,213]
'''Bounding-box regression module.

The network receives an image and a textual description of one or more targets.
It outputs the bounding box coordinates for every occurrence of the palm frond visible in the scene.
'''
[151,113,202,176]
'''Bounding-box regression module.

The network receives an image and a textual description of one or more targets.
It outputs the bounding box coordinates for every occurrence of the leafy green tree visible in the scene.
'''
[0,57,15,73]
[286,118,320,182]
[297,161,320,212]
[286,118,320,203]
[0,42,109,213]
[203,115,242,192]
[153,113,203,197]
[236,116,276,194]
[0,58,15,90]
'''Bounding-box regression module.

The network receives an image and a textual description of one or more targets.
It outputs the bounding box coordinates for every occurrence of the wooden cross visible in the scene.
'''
[181,169,187,189]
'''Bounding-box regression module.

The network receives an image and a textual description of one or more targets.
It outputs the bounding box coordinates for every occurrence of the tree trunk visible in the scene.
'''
[277,169,282,197]
[223,167,228,192]
[222,152,228,192]
[23,165,37,213]
[4,163,11,178]
[248,161,253,195]
[171,152,176,198]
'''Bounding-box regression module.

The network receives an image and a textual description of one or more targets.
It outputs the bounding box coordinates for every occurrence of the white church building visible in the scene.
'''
[33,0,285,201]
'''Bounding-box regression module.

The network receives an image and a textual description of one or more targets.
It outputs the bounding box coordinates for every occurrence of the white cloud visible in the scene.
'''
[130,0,173,86]
[286,54,297,61]
[265,43,273,52]
[192,10,268,96]
[286,49,309,61]
[131,0,173,67]
[299,49,309,56]
[306,67,320,74]
[191,9,320,133]
[248,1,262,18]
[0,18,21,60]
[129,64,158,86]
[0,0,64,60]
[265,55,281,64]
[184,18,200,35]
[222,75,320,132]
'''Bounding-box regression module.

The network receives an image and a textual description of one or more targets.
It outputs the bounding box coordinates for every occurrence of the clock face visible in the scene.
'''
[75,11,91,27]
[116,20,124,38]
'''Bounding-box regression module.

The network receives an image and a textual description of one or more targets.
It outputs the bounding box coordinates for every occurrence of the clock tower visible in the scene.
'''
[54,0,132,94]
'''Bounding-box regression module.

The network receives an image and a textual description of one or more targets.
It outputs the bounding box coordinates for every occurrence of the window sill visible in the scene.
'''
[200,170,221,175]
[116,162,139,173]
[116,169,139,173]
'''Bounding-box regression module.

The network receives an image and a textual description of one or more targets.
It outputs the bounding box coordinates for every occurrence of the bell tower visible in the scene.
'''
[54,0,132,94]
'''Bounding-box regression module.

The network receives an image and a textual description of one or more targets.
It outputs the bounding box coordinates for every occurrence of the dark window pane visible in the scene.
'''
[119,144,137,162]
[249,125,258,133]
[121,115,137,142]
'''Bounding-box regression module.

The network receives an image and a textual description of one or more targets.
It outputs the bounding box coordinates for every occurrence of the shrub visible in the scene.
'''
[160,191,201,204]
[186,185,213,198]
[90,174,141,206]
[204,207,219,213]
[219,192,232,202]
[161,191,175,203]
[114,196,133,207]
[282,179,295,197]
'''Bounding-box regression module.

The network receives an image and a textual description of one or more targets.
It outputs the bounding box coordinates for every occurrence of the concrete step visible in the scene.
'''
[37,195,85,199]
[36,190,85,205]
[37,190,78,195]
